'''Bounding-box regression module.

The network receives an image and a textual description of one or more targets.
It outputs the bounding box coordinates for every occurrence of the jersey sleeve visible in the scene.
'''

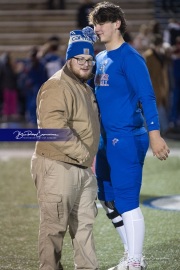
[123,52,160,131]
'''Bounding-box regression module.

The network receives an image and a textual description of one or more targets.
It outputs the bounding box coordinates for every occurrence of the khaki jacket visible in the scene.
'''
[35,64,100,167]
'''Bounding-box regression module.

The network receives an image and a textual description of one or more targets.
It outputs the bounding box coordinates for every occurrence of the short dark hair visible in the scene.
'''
[88,1,127,35]
[151,34,163,46]
[47,35,60,51]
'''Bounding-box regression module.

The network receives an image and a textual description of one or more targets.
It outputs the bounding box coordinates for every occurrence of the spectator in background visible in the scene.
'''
[133,24,151,54]
[24,47,48,126]
[77,0,94,28]
[121,24,134,46]
[0,52,18,122]
[169,36,180,129]
[39,36,65,78]
[148,20,162,36]
[164,19,180,46]
[16,59,28,121]
[0,59,3,117]
[47,0,65,9]
[143,34,170,134]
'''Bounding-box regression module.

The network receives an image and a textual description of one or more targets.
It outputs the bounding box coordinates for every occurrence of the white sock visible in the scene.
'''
[122,207,145,265]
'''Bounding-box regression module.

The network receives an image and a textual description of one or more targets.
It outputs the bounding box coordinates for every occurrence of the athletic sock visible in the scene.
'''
[122,207,145,264]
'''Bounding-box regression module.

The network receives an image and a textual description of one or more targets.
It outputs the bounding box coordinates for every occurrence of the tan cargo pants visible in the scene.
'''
[31,153,99,270]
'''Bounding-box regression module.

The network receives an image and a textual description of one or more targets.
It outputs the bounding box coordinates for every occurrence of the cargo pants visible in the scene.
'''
[31,154,99,270]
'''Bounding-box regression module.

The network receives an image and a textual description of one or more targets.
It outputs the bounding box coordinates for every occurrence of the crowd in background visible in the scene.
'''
[0,0,180,136]
[0,36,65,127]
[132,18,180,135]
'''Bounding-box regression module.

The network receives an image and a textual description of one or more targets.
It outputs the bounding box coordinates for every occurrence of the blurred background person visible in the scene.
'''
[148,19,163,37]
[123,28,134,45]
[133,20,163,55]
[169,36,180,130]
[143,34,170,134]
[133,24,151,54]
[24,47,48,126]
[77,0,94,28]
[38,36,65,79]
[0,52,19,122]
[164,19,180,46]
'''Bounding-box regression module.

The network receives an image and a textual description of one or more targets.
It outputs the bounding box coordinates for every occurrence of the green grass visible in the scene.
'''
[0,142,35,149]
[0,156,180,270]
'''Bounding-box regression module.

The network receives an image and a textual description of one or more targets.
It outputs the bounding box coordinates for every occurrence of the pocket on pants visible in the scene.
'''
[41,194,64,223]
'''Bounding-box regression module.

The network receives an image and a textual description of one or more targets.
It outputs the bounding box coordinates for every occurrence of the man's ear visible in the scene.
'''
[66,59,71,68]
[115,20,121,30]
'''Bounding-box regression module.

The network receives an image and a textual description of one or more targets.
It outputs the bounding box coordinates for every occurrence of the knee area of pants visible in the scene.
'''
[115,202,140,215]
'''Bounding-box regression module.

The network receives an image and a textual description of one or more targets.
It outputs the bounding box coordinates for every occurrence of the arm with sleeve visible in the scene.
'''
[123,52,160,132]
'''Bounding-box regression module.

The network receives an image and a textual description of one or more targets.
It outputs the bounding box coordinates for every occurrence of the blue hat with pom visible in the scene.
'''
[66,26,98,60]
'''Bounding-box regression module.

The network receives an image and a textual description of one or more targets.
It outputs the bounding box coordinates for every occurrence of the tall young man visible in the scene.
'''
[89,2,170,270]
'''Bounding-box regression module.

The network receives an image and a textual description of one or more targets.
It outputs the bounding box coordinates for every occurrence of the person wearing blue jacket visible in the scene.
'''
[89,2,170,270]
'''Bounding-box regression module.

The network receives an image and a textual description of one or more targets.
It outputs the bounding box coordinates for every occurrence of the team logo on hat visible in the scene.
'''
[69,34,92,44]
[83,48,90,55]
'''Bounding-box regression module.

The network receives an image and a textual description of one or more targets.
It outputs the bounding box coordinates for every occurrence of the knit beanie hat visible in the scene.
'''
[66,26,98,60]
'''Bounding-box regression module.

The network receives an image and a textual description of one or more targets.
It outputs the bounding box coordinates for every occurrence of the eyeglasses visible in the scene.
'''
[73,57,96,66]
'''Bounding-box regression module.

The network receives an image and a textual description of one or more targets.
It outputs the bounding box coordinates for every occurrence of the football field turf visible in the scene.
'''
[0,141,179,270]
